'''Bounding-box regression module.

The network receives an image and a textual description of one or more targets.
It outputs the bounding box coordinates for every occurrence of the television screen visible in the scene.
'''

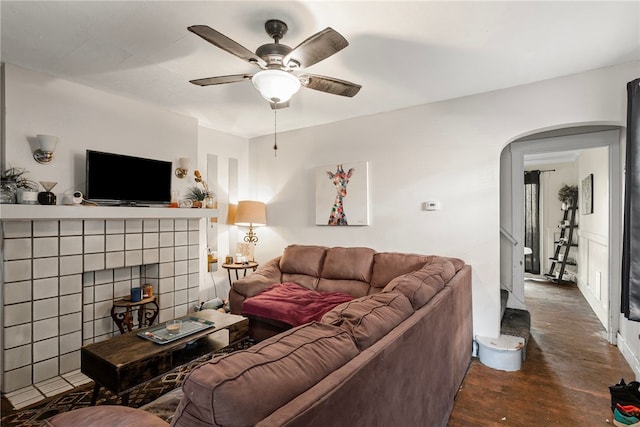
[86,150,172,205]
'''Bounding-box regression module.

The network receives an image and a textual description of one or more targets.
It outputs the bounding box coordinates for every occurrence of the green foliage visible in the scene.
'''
[558,184,578,204]
[1,166,38,190]
[185,186,210,201]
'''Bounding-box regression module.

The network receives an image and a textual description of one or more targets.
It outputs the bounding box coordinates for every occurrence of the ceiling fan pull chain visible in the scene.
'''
[273,109,278,157]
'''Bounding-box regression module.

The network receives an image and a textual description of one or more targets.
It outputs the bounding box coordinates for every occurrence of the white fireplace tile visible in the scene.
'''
[159,247,173,263]
[94,269,114,285]
[60,294,82,315]
[174,274,188,290]
[160,219,174,232]
[33,257,59,279]
[3,221,32,238]
[106,234,124,252]
[84,221,105,235]
[188,259,199,273]
[59,274,82,295]
[174,231,188,246]
[131,266,141,279]
[83,303,94,319]
[4,366,32,393]
[94,283,113,302]
[5,344,32,370]
[83,321,94,340]
[94,334,110,343]
[126,219,143,233]
[106,251,125,269]
[174,246,188,261]
[106,220,125,234]
[189,287,200,303]
[83,287,94,304]
[60,236,82,256]
[125,250,142,266]
[143,232,159,249]
[33,237,59,258]
[159,277,174,294]
[33,297,58,321]
[142,249,158,265]
[188,245,199,260]
[4,324,32,349]
[35,376,72,397]
[33,318,58,342]
[144,263,159,278]
[34,337,58,362]
[159,232,174,248]
[174,289,188,306]
[94,301,112,320]
[125,233,142,250]
[144,220,159,232]
[33,358,58,383]
[4,259,32,282]
[158,292,174,309]
[188,219,200,230]
[84,235,105,253]
[188,273,199,288]
[59,313,82,335]
[33,221,58,237]
[60,255,83,276]
[188,230,199,244]
[4,280,32,305]
[5,302,32,327]
[114,281,130,298]
[60,351,81,374]
[60,220,83,236]
[33,277,59,300]
[174,304,188,318]
[114,267,132,281]
[158,308,173,323]
[94,316,113,336]
[84,253,104,271]
[174,260,188,276]
[174,219,188,231]
[159,262,174,278]
[60,331,81,354]
[4,238,31,260]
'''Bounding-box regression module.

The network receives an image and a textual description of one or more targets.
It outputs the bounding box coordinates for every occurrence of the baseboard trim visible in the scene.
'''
[617,332,640,379]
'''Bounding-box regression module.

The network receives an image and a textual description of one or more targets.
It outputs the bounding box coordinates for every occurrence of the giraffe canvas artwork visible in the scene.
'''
[315,161,369,226]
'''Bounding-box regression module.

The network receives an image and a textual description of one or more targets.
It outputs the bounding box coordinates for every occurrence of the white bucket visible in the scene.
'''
[475,335,525,371]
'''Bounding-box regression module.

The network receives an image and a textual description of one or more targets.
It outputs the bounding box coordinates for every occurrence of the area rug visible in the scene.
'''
[1,338,254,427]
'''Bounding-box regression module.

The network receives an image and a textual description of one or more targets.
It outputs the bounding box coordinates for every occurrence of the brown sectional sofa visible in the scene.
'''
[46,245,472,427]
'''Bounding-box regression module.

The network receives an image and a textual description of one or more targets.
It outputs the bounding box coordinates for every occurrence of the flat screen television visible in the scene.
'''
[86,150,172,206]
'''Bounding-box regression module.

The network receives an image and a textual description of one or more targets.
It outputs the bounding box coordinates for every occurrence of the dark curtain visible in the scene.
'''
[524,171,541,274]
[623,78,640,320]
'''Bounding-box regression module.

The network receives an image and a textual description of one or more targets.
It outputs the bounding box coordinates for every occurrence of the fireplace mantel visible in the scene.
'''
[0,205,218,220]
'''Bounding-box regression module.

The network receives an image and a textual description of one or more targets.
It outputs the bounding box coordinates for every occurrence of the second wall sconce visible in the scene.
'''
[33,134,59,164]
[175,157,191,179]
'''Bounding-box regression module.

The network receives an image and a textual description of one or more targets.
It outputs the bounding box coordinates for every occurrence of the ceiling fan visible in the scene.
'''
[188,19,362,109]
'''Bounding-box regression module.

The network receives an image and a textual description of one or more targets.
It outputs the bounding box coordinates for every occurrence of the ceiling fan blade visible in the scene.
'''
[300,74,361,97]
[188,25,266,68]
[283,28,348,69]
[270,100,290,110]
[189,74,253,86]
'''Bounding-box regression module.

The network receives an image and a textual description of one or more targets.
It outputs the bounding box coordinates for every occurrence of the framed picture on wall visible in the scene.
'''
[315,161,370,226]
[581,173,594,215]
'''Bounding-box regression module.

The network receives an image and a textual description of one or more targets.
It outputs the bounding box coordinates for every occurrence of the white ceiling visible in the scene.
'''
[2,1,639,139]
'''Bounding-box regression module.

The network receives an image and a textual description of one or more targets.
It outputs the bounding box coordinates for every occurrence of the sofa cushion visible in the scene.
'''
[370,252,434,289]
[383,259,455,310]
[172,322,359,427]
[280,244,327,277]
[45,406,169,427]
[321,291,413,350]
[242,282,354,326]
[320,247,375,282]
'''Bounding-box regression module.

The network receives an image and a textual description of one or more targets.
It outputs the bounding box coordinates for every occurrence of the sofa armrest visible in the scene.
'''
[229,257,283,314]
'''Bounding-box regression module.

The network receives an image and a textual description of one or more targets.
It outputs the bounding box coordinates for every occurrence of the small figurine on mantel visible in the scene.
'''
[185,170,215,208]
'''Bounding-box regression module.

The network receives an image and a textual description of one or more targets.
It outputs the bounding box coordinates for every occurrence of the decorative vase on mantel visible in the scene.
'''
[0,180,18,204]
[38,181,57,205]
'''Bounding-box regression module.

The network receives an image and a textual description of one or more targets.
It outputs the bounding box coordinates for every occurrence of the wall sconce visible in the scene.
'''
[33,134,59,164]
[175,157,190,179]
[235,200,267,244]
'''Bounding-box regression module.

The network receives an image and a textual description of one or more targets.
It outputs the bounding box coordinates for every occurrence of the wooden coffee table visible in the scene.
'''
[81,309,248,405]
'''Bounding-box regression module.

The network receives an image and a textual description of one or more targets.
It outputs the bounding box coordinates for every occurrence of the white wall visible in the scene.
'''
[248,61,639,339]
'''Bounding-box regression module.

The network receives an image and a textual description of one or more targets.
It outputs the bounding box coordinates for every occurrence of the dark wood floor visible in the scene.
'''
[447,279,635,426]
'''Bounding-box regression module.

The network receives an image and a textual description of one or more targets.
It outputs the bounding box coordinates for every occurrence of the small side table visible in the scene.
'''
[110,296,159,334]
[222,262,259,284]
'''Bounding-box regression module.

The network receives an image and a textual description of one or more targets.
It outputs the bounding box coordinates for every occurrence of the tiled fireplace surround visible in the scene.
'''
[1,216,203,394]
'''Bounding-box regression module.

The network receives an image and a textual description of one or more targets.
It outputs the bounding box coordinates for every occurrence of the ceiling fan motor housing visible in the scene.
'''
[256,43,292,67]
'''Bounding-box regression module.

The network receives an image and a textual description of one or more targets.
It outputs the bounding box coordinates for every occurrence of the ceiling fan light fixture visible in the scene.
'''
[252,69,301,103]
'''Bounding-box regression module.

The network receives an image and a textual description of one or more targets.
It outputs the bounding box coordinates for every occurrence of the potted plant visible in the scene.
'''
[1,166,38,204]
[184,170,214,208]
[558,184,578,209]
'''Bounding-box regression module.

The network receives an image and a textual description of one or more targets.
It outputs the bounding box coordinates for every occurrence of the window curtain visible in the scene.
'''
[623,78,640,320]
[524,170,541,274]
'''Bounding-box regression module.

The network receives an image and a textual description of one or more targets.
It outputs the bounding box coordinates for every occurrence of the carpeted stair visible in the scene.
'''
[499,289,531,360]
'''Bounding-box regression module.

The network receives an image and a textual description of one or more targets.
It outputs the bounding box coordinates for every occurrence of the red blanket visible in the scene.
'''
[242,282,354,327]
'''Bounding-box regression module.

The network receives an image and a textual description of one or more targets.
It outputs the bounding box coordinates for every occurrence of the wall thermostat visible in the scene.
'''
[72,191,83,205]
[423,201,441,211]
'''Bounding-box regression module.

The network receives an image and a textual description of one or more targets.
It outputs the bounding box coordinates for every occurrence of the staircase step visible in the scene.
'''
[501,308,531,361]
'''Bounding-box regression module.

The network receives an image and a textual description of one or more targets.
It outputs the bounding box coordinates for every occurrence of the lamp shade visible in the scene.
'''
[252,70,301,103]
[235,201,267,226]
